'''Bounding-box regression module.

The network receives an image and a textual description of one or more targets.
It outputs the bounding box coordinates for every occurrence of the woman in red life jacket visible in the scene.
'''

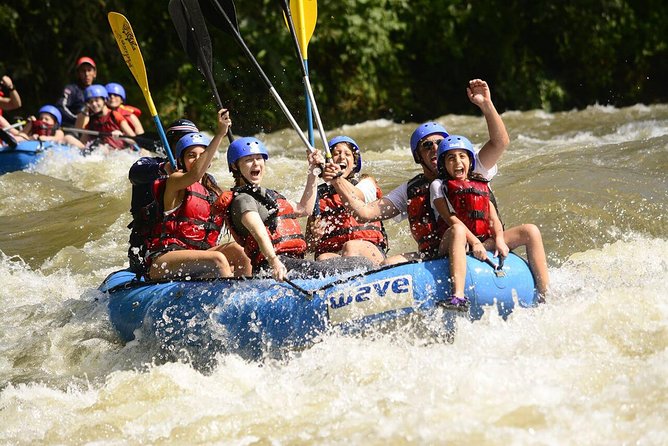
[225,137,324,281]
[431,135,550,309]
[15,105,65,143]
[71,84,136,150]
[306,136,387,265]
[145,109,235,280]
[105,82,145,135]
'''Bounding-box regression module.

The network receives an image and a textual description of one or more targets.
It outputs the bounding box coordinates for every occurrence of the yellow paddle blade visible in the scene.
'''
[107,12,158,117]
[290,0,317,59]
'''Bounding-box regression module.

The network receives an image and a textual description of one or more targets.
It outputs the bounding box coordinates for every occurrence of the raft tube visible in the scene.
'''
[0,140,74,174]
[99,253,537,360]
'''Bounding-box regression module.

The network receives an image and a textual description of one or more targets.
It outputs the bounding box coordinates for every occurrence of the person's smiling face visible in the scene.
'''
[331,143,356,178]
[443,149,471,180]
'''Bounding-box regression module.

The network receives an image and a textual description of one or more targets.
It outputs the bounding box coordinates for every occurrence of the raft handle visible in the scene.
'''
[484,256,506,277]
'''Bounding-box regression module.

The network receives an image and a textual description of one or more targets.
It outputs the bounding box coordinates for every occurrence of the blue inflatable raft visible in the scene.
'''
[99,253,538,361]
[0,140,74,174]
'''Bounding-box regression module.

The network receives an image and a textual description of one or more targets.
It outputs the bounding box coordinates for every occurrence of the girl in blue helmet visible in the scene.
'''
[105,82,145,135]
[431,135,550,308]
[15,105,65,143]
[71,84,136,150]
[145,109,246,280]
[225,137,326,281]
[306,136,388,265]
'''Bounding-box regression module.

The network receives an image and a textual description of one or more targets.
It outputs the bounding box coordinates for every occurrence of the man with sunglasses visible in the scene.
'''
[323,78,508,264]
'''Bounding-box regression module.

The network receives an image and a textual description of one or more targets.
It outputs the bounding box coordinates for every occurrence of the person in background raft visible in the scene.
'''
[144,109,239,280]
[0,75,22,114]
[14,105,65,143]
[224,138,371,281]
[323,79,509,265]
[56,56,97,128]
[306,136,388,265]
[0,75,23,136]
[105,82,145,135]
[432,135,549,309]
[69,84,136,150]
[127,116,250,278]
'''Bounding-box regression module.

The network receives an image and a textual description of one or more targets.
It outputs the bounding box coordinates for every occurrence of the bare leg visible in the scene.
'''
[340,240,385,265]
[316,252,341,261]
[149,249,232,280]
[439,223,468,298]
[504,224,550,297]
[64,134,85,149]
[382,252,423,266]
[218,242,251,277]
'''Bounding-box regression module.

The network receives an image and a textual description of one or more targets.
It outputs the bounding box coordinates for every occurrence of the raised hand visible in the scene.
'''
[467,78,491,108]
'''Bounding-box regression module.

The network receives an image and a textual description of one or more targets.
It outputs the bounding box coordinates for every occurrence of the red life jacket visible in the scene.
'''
[444,178,492,240]
[406,174,447,257]
[227,187,306,267]
[146,178,223,254]
[31,119,56,137]
[86,110,127,149]
[118,103,142,117]
[315,180,387,256]
[116,104,142,133]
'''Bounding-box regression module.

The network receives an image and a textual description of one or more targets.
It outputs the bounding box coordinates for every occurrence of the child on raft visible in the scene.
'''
[144,109,237,280]
[70,84,136,150]
[105,82,145,135]
[430,135,550,310]
[14,105,66,143]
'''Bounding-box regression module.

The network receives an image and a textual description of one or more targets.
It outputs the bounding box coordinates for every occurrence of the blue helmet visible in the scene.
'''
[84,84,108,101]
[174,132,211,162]
[227,137,269,172]
[436,135,476,176]
[409,122,449,163]
[38,105,62,126]
[105,82,126,101]
[328,135,361,173]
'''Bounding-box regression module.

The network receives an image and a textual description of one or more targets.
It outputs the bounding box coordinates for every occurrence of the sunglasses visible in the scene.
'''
[419,139,443,151]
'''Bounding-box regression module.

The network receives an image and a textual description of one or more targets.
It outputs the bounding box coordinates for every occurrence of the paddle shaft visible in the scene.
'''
[284,278,314,299]
[280,0,331,159]
[170,0,234,143]
[1,120,27,131]
[62,126,158,148]
[208,0,315,153]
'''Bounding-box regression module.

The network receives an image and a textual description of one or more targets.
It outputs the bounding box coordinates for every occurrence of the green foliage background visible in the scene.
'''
[1,0,667,134]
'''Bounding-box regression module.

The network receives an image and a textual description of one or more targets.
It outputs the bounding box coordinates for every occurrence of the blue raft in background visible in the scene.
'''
[99,252,538,361]
[0,140,74,174]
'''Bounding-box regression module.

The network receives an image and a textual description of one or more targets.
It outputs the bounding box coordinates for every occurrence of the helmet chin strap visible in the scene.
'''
[233,164,256,189]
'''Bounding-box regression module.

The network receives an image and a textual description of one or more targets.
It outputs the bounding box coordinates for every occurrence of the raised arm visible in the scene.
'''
[467,79,509,170]
[0,76,21,111]
[293,149,324,217]
[324,163,400,222]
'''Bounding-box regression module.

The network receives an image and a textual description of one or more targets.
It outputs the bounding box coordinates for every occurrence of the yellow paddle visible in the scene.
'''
[291,0,317,61]
[290,0,318,146]
[279,0,330,159]
[107,12,176,168]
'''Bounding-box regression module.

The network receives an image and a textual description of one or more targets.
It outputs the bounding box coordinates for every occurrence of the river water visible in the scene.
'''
[1,104,667,444]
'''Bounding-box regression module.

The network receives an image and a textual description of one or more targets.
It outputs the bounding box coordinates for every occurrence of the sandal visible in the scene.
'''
[441,295,470,312]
